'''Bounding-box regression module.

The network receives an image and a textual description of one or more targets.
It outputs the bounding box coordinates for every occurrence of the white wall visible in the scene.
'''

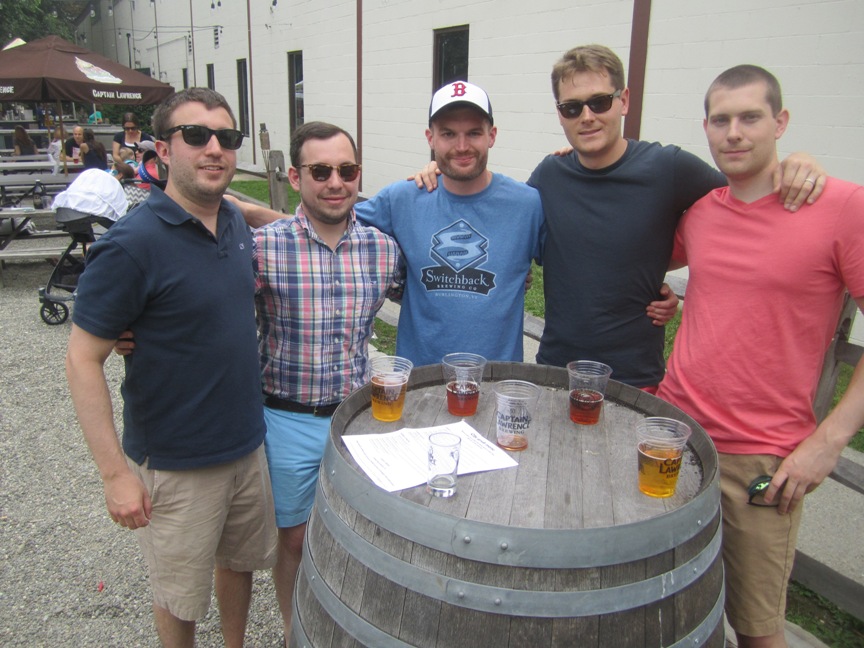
[360,0,638,191]
[642,0,864,184]
[88,1,864,185]
[82,0,864,342]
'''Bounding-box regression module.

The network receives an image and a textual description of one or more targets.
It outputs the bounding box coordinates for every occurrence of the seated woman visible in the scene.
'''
[112,112,154,160]
[12,125,38,157]
[79,128,108,171]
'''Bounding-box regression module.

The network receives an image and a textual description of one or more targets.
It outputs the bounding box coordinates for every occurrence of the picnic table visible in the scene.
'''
[0,159,83,174]
[1,207,63,248]
[0,153,52,161]
[0,207,73,286]
[0,172,82,207]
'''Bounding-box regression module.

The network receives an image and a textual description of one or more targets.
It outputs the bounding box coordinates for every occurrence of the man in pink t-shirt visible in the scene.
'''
[657,65,864,648]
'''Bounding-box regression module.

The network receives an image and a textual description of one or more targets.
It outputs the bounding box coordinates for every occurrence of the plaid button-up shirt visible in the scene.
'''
[253,206,403,406]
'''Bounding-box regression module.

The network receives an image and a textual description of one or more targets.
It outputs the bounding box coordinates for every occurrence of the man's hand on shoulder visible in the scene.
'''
[410,161,441,192]
[774,152,826,212]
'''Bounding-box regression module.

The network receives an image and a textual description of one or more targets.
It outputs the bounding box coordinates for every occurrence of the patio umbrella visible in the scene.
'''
[0,35,174,105]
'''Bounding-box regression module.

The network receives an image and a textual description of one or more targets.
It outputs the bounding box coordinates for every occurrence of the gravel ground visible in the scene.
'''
[0,259,283,647]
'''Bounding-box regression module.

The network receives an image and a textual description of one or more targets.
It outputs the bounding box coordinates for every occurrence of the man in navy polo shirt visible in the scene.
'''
[66,88,277,648]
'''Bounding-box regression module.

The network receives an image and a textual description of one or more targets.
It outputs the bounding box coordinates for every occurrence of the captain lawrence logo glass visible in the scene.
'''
[493,380,541,451]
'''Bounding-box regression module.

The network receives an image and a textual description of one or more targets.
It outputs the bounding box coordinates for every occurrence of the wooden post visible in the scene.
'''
[813,293,859,423]
[266,150,289,214]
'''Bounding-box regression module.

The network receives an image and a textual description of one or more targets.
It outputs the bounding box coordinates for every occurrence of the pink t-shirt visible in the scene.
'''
[657,178,864,456]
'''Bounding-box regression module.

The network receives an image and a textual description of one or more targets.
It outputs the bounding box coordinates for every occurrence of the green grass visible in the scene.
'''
[229,179,301,214]
[786,582,864,648]
[525,261,545,318]
[373,318,398,356]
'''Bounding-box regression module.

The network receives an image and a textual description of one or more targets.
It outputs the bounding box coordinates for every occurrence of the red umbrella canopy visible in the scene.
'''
[0,35,174,105]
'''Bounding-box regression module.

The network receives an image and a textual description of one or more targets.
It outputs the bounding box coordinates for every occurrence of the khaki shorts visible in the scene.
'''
[719,453,803,637]
[129,445,278,621]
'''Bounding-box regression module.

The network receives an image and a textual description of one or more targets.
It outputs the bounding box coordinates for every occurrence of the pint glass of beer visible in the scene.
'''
[636,417,691,498]
[442,353,487,417]
[567,360,613,425]
[369,355,413,422]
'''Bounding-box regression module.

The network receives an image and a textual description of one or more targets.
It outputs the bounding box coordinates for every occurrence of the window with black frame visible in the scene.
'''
[288,51,304,132]
[434,26,469,90]
[236,59,250,137]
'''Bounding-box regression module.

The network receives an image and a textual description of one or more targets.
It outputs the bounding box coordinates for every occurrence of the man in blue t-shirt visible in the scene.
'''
[243,82,546,366]
[356,81,545,365]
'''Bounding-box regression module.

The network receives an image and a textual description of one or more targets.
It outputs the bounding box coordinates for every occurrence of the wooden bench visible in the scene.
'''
[0,237,81,286]
[0,244,76,260]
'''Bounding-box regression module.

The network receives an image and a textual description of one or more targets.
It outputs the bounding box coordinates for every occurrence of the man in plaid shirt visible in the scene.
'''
[247,121,403,642]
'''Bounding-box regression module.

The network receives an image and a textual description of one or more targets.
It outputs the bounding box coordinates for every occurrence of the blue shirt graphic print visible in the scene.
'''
[424,219,495,295]
[354,173,544,365]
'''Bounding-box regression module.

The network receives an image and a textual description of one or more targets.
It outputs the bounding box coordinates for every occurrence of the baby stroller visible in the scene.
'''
[38,170,128,325]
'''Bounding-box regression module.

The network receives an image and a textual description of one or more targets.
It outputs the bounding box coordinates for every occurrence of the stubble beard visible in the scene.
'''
[437,151,488,183]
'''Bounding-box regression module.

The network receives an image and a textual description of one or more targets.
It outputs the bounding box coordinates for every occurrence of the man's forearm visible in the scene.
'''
[815,330,864,454]
[243,202,283,228]
[66,354,128,480]
[66,326,129,481]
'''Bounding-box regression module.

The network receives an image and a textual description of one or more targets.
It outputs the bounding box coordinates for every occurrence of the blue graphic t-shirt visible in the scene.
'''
[356,174,544,365]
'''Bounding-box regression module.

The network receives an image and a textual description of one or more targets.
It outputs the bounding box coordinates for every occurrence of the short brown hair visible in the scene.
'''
[152,88,236,139]
[114,160,137,179]
[705,64,783,117]
[551,44,626,101]
[289,122,357,167]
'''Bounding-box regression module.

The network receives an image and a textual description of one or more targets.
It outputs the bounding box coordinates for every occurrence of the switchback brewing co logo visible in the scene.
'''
[421,220,495,295]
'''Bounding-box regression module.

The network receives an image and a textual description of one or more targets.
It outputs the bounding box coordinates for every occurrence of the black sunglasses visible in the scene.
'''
[746,474,779,507]
[161,125,245,150]
[299,163,361,183]
[124,126,139,131]
[556,90,622,119]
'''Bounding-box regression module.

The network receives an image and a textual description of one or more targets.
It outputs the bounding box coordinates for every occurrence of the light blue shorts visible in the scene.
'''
[263,406,331,528]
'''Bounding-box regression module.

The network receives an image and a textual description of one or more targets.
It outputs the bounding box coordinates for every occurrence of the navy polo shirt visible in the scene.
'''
[73,187,265,470]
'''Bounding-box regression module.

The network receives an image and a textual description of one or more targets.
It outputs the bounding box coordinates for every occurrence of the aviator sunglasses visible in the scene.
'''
[556,89,622,119]
[299,163,362,182]
[161,124,245,150]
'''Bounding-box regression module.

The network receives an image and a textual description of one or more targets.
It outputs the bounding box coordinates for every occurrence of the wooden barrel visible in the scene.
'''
[291,362,724,648]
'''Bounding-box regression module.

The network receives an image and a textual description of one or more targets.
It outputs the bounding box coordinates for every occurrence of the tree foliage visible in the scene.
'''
[0,0,86,44]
